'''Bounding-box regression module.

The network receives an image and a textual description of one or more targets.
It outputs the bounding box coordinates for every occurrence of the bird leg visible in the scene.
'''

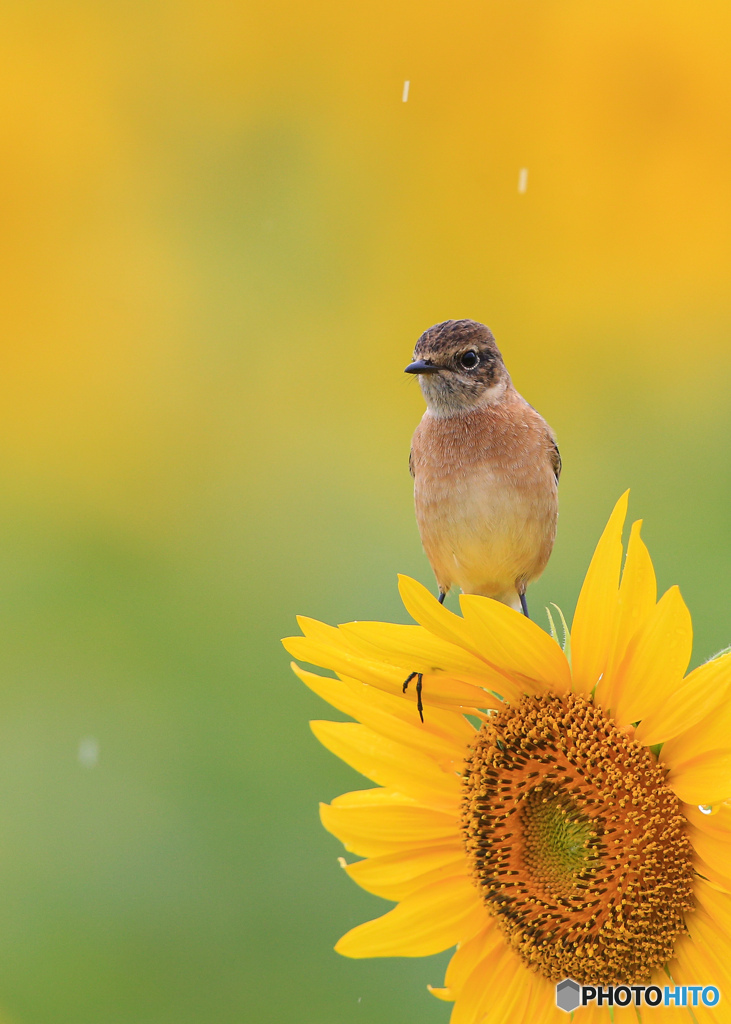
[402,590,446,722]
[520,592,530,618]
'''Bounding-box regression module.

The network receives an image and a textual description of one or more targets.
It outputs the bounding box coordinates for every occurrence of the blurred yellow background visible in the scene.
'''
[1,1,731,1021]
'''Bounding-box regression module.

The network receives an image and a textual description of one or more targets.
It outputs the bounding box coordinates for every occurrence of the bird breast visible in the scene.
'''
[410,397,558,602]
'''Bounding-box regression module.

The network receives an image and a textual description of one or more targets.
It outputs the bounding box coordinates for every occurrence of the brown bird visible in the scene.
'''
[403,319,560,717]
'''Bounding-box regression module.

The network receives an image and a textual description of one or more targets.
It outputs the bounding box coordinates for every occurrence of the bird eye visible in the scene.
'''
[460,350,480,369]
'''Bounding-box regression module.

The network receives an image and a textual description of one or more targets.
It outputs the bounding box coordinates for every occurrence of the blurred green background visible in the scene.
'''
[1,1,731,1021]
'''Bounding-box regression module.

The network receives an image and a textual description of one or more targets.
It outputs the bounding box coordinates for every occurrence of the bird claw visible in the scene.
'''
[402,671,424,722]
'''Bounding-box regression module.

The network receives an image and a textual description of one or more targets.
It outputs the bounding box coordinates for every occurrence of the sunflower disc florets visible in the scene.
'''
[461,693,695,984]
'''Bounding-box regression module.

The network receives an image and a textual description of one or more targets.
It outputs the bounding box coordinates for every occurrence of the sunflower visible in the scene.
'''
[283,494,731,1023]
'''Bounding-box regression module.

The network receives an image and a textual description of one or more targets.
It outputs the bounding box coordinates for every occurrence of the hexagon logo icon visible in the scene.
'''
[556,979,581,1013]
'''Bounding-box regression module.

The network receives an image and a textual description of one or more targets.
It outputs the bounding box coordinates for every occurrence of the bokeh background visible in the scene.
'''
[1,1,731,1021]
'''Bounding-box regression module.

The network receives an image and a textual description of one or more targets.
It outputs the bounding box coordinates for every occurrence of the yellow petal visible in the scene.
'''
[459,594,571,696]
[658,952,728,1024]
[320,790,458,856]
[398,575,497,664]
[684,801,731,838]
[673,926,731,1011]
[330,787,416,808]
[293,614,387,661]
[585,1003,642,1024]
[311,721,460,811]
[404,673,506,711]
[480,964,534,1024]
[635,651,731,746]
[339,620,503,682]
[616,519,657,635]
[399,577,565,704]
[572,1006,602,1024]
[662,687,731,769]
[695,1005,731,1024]
[570,491,628,695]
[689,825,731,884]
[448,943,511,1024]
[450,946,525,1024]
[614,1006,649,1023]
[294,664,472,766]
[687,908,731,976]
[291,601,514,701]
[428,987,454,1003]
[694,854,731,894]
[400,672,504,711]
[691,902,724,947]
[690,996,731,1024]
[669,955,722,1024]
[283,633,389,679]
[343,843,467,900]
[286,634,493,710]
[596,519,657,708]
[687,1005,729,1024]
[666,748,731,806]
[295,615,343,644]
[440,924,503,1000]
[520,972,573,1024]
[645,958,706,1023]
[335,874,486,958]
[695,877,731,936]
[283,633,400,684]
[611,585,692,728]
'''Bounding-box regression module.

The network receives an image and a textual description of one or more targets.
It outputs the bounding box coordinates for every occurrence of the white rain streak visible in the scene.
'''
[518,168,529,193]
[78,736,99,768]
[402,80,410,102]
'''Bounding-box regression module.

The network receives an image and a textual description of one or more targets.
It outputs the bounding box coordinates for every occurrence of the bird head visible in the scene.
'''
[405,320,510,417]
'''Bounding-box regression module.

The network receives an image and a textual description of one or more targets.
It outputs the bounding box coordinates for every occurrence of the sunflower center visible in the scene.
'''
[520,789,597,895]
[461,693,695,985]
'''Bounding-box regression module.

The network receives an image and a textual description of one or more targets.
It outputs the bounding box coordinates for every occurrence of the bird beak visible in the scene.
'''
[404,359,442,375]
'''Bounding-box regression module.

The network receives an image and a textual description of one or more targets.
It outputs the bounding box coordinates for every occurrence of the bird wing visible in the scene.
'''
[409,447,415,478]
[550,438,562,484]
